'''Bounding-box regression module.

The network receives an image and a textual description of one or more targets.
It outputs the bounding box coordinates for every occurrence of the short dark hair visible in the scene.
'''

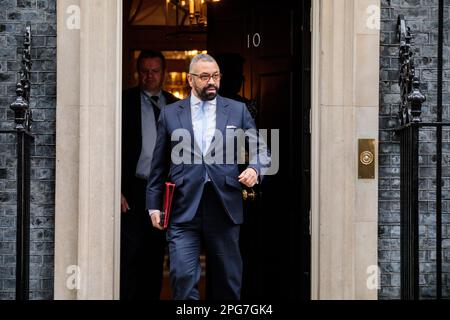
[136,50,166,72]
[189,53,217,73]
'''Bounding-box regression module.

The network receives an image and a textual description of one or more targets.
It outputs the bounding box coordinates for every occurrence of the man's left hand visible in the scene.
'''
[238,168,258,188]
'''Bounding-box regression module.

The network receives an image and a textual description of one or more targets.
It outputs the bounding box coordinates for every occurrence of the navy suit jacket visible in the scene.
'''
[146,95,269,225]
[121,86,179,210]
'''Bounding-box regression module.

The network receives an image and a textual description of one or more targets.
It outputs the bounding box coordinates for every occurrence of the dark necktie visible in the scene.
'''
[150,95,160,120]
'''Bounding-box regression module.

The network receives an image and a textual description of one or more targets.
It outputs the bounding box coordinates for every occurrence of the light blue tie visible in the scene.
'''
[200,101,206,155]
[199,101,209,182]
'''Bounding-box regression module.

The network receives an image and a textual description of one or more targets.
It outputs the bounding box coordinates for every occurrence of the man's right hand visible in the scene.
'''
[121,194,130,213]
[149,210,164,230]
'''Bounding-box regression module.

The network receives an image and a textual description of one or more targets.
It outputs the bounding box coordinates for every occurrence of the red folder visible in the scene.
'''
[160,182,176,229]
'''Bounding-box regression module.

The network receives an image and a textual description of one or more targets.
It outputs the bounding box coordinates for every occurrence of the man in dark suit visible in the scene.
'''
[146,54,270,300]
[121,50,179,300]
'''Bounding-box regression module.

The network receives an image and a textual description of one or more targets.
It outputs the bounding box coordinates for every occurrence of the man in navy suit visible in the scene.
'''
[146,54,269,300]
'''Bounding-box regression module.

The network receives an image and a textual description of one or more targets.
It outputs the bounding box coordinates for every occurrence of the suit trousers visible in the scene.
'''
[166,182,243,300]
[120,178,166,300]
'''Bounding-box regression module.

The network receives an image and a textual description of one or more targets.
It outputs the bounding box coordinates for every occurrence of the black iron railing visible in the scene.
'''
[396,3,446,300]
[0,26,34,300]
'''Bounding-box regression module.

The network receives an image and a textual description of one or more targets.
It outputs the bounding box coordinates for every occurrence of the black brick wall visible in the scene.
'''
[0,0,55,300]
[379,0,450,299]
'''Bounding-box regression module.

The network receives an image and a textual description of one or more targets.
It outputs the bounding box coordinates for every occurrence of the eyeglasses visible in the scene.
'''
[189,73,222,82]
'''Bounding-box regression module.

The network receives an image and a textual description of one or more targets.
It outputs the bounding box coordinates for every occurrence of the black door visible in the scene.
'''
[208,0,311,299]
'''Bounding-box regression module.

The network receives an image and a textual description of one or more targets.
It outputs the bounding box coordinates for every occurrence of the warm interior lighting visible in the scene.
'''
[161,51,210,99]
[129,0,221,27]
[189,0,194,15]
[184,50,207,57]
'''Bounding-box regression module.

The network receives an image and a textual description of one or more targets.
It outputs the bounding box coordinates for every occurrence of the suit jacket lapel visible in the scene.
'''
[177,98,199,152]
[215,95,230,136]
[177,95,229,157]
[204,95,229,156]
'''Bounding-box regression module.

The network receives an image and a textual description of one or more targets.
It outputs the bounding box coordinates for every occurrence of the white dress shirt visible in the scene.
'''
[135,90,166,179]
[190,94,216,155]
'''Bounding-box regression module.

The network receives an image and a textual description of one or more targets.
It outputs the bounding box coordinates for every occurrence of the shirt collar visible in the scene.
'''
[190,94,217,107]
[142,90,162,99]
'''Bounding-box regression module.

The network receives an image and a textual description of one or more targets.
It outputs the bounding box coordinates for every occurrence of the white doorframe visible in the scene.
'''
[113,0,123,300]
[55,0,123,300]
[310,0,321,300]
[309,0,380,300]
